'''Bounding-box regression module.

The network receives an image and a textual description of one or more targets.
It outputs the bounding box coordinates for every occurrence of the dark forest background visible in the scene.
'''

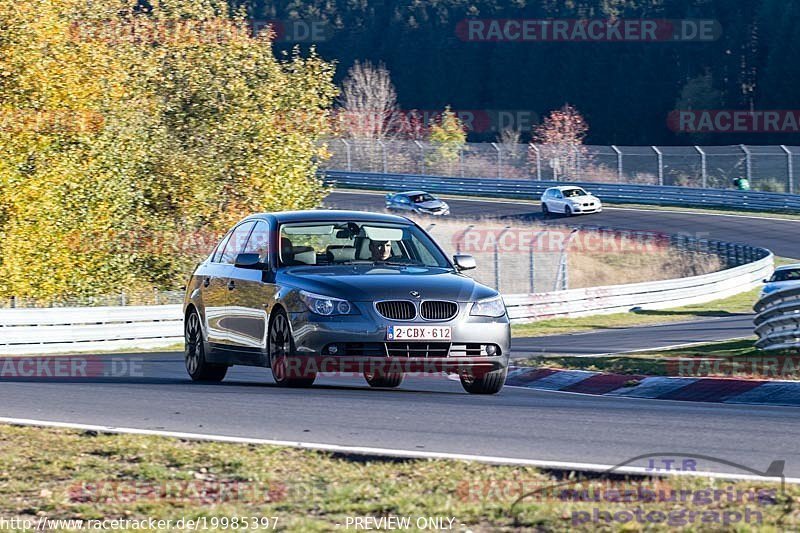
[233,0,800,145]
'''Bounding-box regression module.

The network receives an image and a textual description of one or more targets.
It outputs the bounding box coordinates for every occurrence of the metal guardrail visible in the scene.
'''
[507,247,772,322]
[0,305,182,355]
[754,287,800,351]
[323,170,800,212]
[0,240,772,353]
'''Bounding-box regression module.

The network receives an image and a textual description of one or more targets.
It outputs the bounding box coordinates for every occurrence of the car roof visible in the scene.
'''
[774,263,800,271]
[246,210,413,225]
[548,186,587,191]
[396,190,429,196]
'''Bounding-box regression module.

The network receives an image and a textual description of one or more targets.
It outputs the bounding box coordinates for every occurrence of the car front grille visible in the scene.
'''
[420,300,458,320]
[375,301,416,320]
[385,342,451,358]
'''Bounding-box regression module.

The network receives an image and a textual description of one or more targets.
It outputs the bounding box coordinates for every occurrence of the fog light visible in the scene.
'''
[327,344,339,355]
[485,344,497,356]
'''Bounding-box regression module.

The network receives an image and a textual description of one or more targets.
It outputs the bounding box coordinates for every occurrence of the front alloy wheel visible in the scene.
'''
[185,310,227,382]
[268,309,316,387]
[460,367,507,395]
[364,370,403,388]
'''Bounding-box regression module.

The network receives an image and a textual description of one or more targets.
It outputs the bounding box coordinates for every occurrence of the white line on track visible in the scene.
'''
[0,416,796,484]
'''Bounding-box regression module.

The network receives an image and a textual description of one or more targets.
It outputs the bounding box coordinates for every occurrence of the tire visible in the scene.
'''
[541,202,550,217]
[268,308,316,387]
[460,367,507,395]
[185,309,228,382]
[363,370,403,388]
[564,205,572,217]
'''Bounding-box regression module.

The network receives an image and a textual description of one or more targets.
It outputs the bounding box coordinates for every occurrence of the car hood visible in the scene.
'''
[568,195,599,202]
[415,200,446,209]
[762,280,800,295]
[278,265,496,301]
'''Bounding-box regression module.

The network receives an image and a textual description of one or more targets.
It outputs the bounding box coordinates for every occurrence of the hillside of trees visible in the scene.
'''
[237,0,800,145]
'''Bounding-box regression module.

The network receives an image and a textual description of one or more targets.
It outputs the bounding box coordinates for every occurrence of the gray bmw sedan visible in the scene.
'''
[183,210,510,394]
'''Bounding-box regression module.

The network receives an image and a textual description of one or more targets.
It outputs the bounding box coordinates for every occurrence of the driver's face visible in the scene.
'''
[370,240,392,260]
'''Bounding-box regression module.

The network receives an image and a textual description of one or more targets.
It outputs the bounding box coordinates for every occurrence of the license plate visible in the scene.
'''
[386,325,451,341]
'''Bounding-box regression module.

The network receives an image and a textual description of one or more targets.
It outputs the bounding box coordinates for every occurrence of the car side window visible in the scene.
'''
[242,220,271,263]
[220,221,256,264]
[211,232,232,263]
[554,191,563,199]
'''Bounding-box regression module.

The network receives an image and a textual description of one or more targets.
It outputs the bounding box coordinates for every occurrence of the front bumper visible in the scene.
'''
[287,302,510,374]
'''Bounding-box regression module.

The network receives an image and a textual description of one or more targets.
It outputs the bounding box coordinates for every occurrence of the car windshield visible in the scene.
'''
[771,269,800,282]
[278,221,450,268]
[563,188,587,198]
[409,193,436,203]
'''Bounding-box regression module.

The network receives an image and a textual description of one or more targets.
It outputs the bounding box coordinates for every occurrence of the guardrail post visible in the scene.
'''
[455,224,474,254]
[611,145,623,182]
[781,145,794,194]
[342,139,352,171]
[120,292,126,306]
[529,144,542,180]
[528,230,545,294]
[574,146,582,178]
[9,296,15,309]
[415,140,424,174]
[378,140,388,173]
[554,229,579,291]
[494,226,511,291]
[653,146,664,186]
[694,146,707,188]
[740,145,752,183]
[492,142,501,179]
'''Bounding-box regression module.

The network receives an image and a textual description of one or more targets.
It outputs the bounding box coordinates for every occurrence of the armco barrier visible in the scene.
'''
[754,286,800,350]
[0,243,772,353]
[323,170,800,212]
[0,305,182,355]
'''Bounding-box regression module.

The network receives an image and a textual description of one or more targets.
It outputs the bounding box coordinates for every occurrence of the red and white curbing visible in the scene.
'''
[506,367,800,406]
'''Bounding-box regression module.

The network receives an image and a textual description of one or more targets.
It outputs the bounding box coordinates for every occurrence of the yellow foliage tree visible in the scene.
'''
[0,0,337,301]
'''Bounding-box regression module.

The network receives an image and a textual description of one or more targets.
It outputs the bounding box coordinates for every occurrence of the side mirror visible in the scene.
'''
[453,254,476,271]
[235,253,266,270]
[763,279,769,283]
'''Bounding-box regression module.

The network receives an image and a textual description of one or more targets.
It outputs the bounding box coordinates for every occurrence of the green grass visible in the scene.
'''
[511,288,761,338]
[1,424,798,531]
[514,338,800,381]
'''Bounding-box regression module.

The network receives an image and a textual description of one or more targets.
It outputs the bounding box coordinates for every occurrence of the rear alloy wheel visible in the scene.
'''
[185,310,227,382]
[460,367,507,395]
[269,309,316,387]
[363,370,404,388]
[564,205,572,216]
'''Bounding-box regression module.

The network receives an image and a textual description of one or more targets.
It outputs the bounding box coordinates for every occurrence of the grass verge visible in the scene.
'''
[511,288,760,338]
[513,338,800,381]
[1,424,797,531]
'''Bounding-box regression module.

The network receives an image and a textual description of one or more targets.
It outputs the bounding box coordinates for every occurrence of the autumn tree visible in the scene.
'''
[426,107,466,174]
[529,104,589,180]
[0,0,337,301]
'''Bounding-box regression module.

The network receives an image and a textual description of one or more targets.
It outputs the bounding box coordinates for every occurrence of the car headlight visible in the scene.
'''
[299,291,357,316]
[470,295,506,317]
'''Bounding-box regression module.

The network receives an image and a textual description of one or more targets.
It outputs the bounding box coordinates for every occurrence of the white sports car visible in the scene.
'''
[541,186,602,216]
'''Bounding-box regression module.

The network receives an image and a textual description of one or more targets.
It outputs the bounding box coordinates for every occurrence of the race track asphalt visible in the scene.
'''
[1,352,799,478]
[324,190,800,259]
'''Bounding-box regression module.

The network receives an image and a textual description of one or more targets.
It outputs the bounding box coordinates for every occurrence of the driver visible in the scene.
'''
[369,239,394,261]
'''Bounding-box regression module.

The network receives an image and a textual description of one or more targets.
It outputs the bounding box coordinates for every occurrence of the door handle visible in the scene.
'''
[203,277,211,288]
[227,280,236,290]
